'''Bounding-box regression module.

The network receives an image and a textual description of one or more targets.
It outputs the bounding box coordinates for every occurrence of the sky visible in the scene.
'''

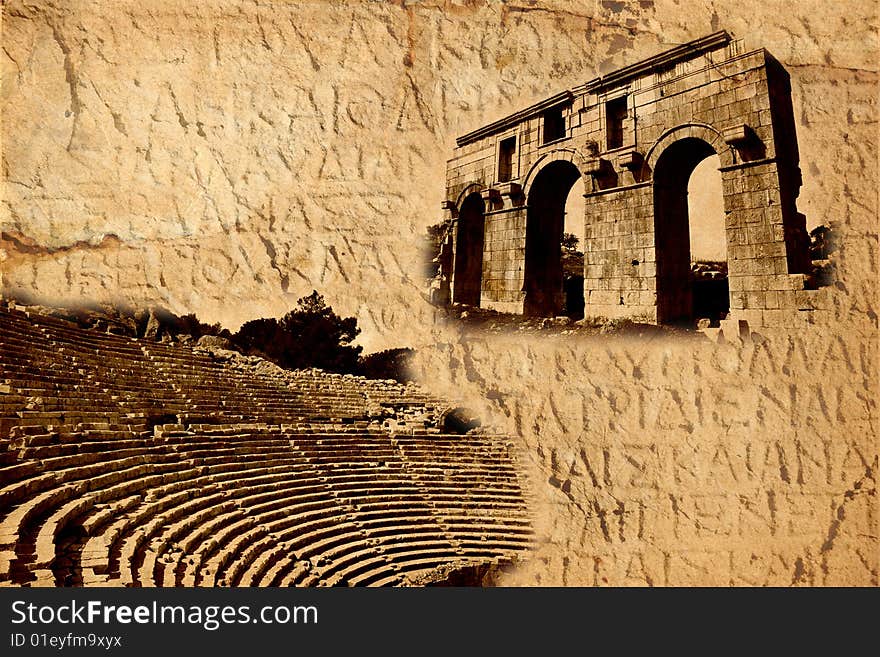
[687,155,726,261]
[563,154,727,262]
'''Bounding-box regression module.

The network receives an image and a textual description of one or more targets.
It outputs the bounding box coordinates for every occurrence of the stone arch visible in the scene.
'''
[652,134,730,325]
[455,182,485,212]
[522,153,587,317]
[644,123,734,174]
[521,148,590,200]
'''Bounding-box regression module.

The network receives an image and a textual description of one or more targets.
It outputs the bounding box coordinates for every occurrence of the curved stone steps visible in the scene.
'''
[320,551,396,586]
[237,542,292,586]
[275,560,319,587]
[195,498,343,587]
[1,306,532,587]
[0,459,191,567]
[220,535,282,587]
[260,552,304,586]
[93,459,322,585]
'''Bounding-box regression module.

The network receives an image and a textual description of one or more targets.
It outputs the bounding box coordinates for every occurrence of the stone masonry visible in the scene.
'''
[441,32,829,328]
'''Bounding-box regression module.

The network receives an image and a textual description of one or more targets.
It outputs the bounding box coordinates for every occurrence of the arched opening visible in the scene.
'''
[452,192,485,307]
[688,154,729,325]
[524,160,583,317]
[653,137,729,326]
[562,176,586,319]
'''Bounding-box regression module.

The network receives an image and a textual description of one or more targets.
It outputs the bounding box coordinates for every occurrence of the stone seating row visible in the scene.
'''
[0,423,531,587]
[0,305,531,587]
[2,306,441,431]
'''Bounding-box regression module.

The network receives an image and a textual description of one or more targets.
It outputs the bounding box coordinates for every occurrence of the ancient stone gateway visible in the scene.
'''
[441,32,825,328]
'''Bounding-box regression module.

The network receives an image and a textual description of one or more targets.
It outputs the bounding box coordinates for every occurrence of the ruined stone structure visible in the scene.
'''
[0,304,531,587]
[441,32,827,328]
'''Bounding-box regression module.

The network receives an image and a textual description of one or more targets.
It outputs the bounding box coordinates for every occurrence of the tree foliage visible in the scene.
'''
[561,232,581,253]
[358,348,415,383]
[160,311,229,339]
[233,291,362,373]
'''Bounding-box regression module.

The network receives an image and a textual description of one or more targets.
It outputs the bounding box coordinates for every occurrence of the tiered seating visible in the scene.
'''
[0,304,532,586]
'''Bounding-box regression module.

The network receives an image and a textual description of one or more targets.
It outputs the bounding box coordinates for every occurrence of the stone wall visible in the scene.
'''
[581,183,656,321]
[1,1,877,585]
[412,329,877,586]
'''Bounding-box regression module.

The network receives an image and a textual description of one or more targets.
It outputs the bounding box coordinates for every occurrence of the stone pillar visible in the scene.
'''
[582,180,657,323]
[480,205,528,314]
[721,159,806,326]
[480,184,528,314]
[431,229,453,306]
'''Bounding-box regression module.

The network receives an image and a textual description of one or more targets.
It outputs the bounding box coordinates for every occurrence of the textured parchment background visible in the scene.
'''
[1,1,877,585]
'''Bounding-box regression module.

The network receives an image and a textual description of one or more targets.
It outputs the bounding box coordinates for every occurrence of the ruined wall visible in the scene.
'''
[1,1,877,584]
[444,40,825,324]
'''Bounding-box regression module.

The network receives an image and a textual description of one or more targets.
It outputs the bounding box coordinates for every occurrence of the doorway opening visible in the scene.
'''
[562,176,586,319]
[653,138,729,326]
[524,160,583,317]
[688,154,729,325]
[452,193,485,307]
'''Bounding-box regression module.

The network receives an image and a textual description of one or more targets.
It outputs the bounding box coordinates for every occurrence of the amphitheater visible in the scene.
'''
[0,302,533,587]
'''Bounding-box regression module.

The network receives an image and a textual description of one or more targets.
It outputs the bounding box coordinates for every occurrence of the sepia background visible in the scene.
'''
[1,0,877,585]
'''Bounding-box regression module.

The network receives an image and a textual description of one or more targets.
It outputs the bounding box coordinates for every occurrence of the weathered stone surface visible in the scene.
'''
[1,1,876,585]
[412,329,877,586]
[195,333,234,350]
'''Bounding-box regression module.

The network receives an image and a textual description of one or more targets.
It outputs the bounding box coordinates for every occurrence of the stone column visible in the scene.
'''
[480,186,528,314]
[721,159,805,326]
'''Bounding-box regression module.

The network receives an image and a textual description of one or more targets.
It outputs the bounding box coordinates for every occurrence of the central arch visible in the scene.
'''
[523,160,583,317]
[653,136,729,325]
